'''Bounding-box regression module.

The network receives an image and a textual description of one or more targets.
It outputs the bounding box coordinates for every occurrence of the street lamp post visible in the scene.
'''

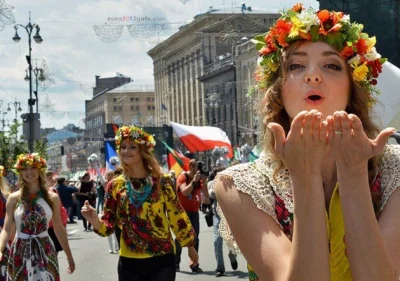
[0,110,8,132]
[12,12,43,152]
[7,101,22,122]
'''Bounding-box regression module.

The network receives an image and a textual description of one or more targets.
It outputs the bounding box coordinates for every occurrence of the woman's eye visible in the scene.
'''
[325,64,341,70]
[289,63,304,71]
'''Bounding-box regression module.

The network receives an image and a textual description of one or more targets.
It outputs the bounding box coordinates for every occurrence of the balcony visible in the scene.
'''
[203,54,234,74]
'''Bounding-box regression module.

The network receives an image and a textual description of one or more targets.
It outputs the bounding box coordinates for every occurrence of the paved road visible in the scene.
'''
[59,213,249,280]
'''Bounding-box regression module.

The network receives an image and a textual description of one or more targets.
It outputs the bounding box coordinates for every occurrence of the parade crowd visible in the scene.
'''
[0,3,399,281]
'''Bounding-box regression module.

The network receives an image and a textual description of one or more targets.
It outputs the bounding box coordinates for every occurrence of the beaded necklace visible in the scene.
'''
[125,175,153,208]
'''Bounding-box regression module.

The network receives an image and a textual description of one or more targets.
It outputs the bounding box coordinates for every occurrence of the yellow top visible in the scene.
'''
[327,183,352,280]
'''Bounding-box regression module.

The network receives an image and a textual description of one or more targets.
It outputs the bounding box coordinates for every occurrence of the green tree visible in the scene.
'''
[0,121,28,184]
[34,138,48,160]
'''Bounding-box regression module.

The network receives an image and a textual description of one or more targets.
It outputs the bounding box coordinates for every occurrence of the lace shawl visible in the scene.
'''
[216,144,400,253]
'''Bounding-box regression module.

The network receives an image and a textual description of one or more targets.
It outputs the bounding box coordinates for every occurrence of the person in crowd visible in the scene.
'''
[208,167,238,277]
[174,159,210,273]
[0,165,10,280]
[96,181,105,214]
[68,180,78,220]
[0,153,75,279]
[56,177,78,224]
[46,178,69,256]
[46,171,57,188]
[215,4,400,281]
[77,173,96,231]
[81,125,198,281]
[168,170,176,187]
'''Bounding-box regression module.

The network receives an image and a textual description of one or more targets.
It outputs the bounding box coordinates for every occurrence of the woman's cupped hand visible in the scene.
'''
[268,110,396,173]
[268,110,328,175]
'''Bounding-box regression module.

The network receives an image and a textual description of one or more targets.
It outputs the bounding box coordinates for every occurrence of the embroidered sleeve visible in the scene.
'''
[94,178,121,237]
[161,176,196,247]
[215,160,280,253]
[379,144,400,212]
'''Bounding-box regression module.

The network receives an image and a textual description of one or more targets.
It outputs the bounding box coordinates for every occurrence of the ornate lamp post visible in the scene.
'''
[12,12,43,152]
[7,101,22,122]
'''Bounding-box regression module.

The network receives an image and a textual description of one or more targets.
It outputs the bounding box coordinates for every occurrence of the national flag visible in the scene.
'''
[170,122,233,158]
[161,103,168,111]
[112,123,119,134]
[105,141,118,171]
[160,140,190,174]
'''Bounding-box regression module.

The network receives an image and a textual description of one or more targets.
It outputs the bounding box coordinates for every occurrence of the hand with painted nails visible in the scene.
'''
[268,109,328,176]
[326,111,396,168]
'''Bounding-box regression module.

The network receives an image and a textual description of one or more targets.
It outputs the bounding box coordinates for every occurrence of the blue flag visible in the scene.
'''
[161,103,168,111]
[105,141,118,171]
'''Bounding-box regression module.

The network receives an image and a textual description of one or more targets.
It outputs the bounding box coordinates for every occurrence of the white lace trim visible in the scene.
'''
[217,144,400,253]
[379,144,400,212]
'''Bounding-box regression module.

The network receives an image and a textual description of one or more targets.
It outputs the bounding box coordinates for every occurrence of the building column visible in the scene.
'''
[174,62,180,123]
[194,51,200,126]
[199,49,205,125]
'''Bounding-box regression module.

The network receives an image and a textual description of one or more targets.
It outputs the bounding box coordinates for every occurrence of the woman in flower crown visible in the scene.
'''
[215,3,400,281]
[0,153,75,280]
[81,125,199,281]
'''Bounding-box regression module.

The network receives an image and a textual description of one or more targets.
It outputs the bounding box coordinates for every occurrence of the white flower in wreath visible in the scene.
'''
[131,131,140,138]
[140,140,146,144]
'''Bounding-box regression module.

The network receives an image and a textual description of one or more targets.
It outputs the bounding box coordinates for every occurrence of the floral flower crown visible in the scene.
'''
[253,3,387,96]
[14,153,47,172]
[115,126,156,152]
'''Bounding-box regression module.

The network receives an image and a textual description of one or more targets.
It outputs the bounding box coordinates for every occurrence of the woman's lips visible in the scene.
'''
[304,89,325,106]
[305,97,325,106]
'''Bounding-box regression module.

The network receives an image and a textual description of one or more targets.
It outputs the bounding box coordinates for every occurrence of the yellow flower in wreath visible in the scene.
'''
[353,63,369,82]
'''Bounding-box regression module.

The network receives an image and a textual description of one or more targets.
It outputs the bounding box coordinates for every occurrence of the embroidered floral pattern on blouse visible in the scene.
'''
[95,174,195,258]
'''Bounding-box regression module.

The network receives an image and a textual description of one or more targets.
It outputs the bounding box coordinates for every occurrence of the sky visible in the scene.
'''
[0,0,319,130]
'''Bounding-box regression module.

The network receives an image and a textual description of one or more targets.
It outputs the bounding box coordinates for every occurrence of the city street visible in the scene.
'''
[59,213,249,280]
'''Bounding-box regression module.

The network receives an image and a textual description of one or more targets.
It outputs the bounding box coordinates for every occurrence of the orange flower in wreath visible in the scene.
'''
[291,3,304,12]
[317,10,343,35]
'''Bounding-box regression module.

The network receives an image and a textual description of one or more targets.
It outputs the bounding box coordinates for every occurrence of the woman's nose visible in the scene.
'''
[304,68,323,84]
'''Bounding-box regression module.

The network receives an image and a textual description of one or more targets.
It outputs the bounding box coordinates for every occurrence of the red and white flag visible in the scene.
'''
[170,122,233,158]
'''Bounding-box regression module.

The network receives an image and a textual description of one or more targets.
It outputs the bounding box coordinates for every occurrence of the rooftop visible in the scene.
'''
[107,82,155,93]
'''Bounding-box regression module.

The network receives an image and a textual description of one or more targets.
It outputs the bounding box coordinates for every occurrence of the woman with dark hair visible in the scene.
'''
[215,4,400,281]
[82,126,198,281]
[0,153,75,280]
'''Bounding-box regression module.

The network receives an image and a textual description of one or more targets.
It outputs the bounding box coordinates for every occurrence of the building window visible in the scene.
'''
[147,97,151,102]
[130,98,134,102]
[131,105,135,111]
[152,106,155,110]
[136,98,139,102]
[152,97,155,101]
[113,106,118,111]
[113,98,117,103]
[147,105,151,110]
[136,105,140,110]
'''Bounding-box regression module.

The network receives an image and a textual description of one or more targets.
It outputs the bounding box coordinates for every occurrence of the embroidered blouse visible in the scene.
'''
[215,144,400,280]
[95,174,196,259]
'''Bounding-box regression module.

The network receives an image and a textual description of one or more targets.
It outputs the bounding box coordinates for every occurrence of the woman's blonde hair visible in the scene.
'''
[18,169,54,211]
[118,142,162,181]
[258,40,381,184]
